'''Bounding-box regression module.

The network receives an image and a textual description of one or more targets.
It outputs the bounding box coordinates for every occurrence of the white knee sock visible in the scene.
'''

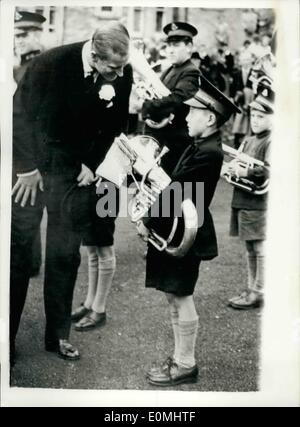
[247,254,256,290]
[84,252,99,309]
[177,317,199,368]
[253,255,265,294]
[91,256,116,314]
[170,307,180,363]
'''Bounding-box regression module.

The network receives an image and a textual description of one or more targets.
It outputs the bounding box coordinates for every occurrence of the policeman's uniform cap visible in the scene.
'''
[14,10,46,31]
[184,75,241,118]
[163,22,198,42]
[249,86,275,114]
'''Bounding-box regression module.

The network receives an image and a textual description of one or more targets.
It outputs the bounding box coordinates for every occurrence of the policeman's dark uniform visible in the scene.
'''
[142,22,200,175]
[144,76,240,296]
[13,11,47,280]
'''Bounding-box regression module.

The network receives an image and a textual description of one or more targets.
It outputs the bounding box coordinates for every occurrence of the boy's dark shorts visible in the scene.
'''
[146,244,201,296]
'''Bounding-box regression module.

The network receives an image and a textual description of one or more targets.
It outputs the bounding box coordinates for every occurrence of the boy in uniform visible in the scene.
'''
[138,75,240,386]
[227,85,274,309]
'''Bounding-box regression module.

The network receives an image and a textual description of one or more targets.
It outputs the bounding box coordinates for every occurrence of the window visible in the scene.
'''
[133,8,142,33]
[156,8,164,32]
[101,7,113,12]
[173,7,179,22]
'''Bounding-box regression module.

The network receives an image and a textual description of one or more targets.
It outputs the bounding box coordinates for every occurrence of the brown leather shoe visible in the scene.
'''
[75,311,106,332]
[147,361,198,387]
[71,303,91,322]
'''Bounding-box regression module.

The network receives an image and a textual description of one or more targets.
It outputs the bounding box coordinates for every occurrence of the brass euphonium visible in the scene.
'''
[96,133,198,258]
[130,47,174,129]
[221,143,269,195]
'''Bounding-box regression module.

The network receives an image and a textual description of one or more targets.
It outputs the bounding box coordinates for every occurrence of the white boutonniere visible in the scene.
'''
[99,84,115,108]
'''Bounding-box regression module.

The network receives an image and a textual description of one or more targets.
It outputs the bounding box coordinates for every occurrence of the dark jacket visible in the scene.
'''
[13,42,133,175]
[142,59,200,172]
[144,130,224,260]
[229,67,253,101]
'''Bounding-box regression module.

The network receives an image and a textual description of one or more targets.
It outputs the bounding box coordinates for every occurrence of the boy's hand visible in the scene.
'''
[136,220,150,242]
[227,160,249,178]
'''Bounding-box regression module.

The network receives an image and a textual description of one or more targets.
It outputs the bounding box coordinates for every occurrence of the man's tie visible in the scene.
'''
[84,70,98,90]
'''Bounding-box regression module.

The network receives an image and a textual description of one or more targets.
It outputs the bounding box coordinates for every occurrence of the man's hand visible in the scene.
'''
[12,170,44,208]
[77,164,95,187]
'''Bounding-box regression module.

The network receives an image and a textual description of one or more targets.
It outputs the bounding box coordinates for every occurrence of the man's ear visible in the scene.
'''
[187,42,193,55]
[207,112,217,127]
[90,50,98,63]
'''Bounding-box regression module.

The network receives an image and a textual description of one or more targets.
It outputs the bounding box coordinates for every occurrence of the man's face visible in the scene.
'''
[250,109,272,134]
[186,106,211,137]
[166,40,192,66]
[91,49,128,81]
[14,29,42,56]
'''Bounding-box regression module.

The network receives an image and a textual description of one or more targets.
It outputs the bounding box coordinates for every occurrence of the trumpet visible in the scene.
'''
[130,47,174,129]
[96,133,198,258]
[221,144,269,195]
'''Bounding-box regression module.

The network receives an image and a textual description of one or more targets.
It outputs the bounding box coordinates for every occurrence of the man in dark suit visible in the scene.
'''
[138,75,240,386]
[142,21,200,175]
[11,21,132,363]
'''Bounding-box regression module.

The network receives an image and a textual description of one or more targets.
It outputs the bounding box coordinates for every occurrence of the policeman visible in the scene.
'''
[14,10,46,84]
[13,11,46,278]
[142,21,200,175]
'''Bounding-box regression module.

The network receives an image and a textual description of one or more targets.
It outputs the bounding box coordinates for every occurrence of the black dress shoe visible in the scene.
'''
[71,303,91,322]
[147,361,199,387]
[46,339,80,361]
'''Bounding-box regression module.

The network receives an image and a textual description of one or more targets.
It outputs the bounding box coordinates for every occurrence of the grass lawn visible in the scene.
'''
[10,178,261,392]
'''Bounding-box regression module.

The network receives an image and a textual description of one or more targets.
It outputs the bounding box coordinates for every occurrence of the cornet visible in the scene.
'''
[130,47,174,129]
[221,144,269,195]
[96,133,198,258]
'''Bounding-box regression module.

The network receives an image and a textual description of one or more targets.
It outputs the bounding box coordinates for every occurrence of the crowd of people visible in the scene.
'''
[11,10,275,387]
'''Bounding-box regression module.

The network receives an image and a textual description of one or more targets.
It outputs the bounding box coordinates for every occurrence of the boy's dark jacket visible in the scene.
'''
[144,130,224,260]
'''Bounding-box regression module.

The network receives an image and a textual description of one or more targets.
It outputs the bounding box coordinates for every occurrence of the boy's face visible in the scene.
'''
[186,107,211,137]
[250,109,273,134]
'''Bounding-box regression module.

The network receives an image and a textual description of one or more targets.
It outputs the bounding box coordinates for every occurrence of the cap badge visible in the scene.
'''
[15,11,22,21]
[171,23,178,31]
[262,89,268,97]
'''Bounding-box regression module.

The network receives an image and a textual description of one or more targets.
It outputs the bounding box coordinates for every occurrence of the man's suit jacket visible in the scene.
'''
[13,42,133,175]
[142,59,200,159]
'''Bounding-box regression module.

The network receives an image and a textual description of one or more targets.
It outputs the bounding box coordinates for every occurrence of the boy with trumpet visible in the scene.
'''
[227,85,274,309]
[137,75,240,386]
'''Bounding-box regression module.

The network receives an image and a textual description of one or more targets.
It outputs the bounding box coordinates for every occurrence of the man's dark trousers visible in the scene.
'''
[10,153,83,353]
